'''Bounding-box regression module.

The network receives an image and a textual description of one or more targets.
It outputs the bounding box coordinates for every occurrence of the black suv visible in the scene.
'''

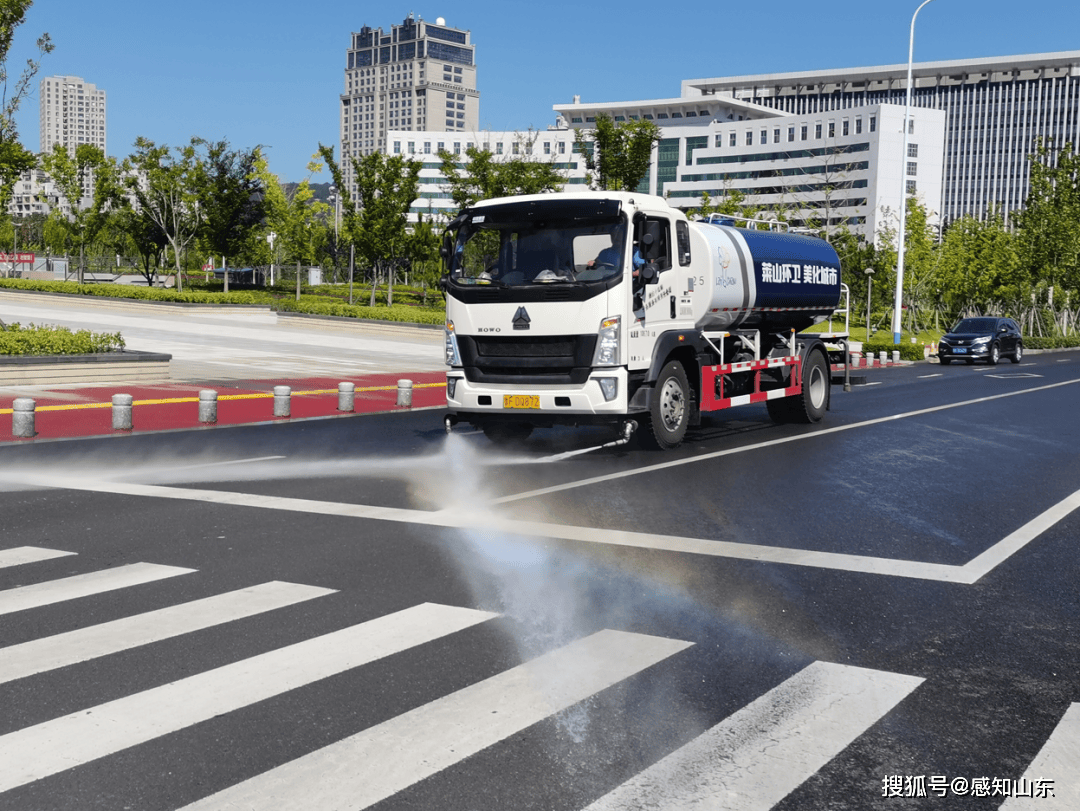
[938,317,1023,365]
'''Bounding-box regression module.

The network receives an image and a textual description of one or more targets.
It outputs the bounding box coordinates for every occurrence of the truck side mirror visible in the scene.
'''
[641,222,661,263]
[440,233,453,262]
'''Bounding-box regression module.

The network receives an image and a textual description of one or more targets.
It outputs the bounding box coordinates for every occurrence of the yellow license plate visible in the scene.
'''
[503,395,540,409]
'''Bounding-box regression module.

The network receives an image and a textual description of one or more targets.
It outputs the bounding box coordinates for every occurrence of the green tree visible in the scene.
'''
[0,0,51,223]
[1016,138,1080,296]
[193,139,265,290]
[254,151,328,284]
[353,150,421,306]
[124,137,206,292]
[317,144,421,307]
[115,205,168,286]
[438,136,565,208]
[934,213,1021,318]
[579,114,661,192]
[406,207,443,306]
[39,143,106,283]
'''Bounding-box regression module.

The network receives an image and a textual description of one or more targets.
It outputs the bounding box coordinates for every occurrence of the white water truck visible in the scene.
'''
[440,191,848,449]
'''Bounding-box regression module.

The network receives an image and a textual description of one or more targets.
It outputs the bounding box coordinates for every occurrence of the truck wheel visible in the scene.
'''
[770,350,829,424]
[482,423,533,445]
[643,361,690,449]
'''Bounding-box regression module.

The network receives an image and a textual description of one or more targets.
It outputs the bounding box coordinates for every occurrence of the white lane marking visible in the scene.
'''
[493,376,1080,505]
[860,381,883,386]
[20,479,1080,584]
[0,546,74,569]
[999,703,1080,809]
[179,629,693,811]
[584,661,923,811]
[0,581,336,685]
[0,563,195,616]
[918,373,943,379]
[0,602,496,794]
[962,488,1080,581]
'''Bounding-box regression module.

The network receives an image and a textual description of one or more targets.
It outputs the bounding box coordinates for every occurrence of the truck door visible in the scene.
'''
[637,216,674,324]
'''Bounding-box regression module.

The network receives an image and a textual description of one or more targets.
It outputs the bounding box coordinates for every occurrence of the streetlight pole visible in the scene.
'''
[893,0,936,345]
[865,267,875,340]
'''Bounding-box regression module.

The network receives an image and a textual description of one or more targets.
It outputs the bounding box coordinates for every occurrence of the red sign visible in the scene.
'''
[0,252,34,265]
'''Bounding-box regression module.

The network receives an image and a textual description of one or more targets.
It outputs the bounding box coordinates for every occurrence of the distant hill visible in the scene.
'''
[281,181,333,202]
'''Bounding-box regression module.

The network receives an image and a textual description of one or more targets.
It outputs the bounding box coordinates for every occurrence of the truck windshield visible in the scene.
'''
[450,219,629,286]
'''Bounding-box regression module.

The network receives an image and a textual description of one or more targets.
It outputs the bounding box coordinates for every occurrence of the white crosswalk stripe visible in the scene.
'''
[0,546,75,569]
[583,661,924,811]
[3,548,1065,810]
[0,561,195,616]
[1000,703,1080,809]
[0,601,497,794]
[0,580,336,685]
[179,629,695,811]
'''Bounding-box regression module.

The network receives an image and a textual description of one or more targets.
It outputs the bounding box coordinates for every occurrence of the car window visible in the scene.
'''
[952,318,997,333]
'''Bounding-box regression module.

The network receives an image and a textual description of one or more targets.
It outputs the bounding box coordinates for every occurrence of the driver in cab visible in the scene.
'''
[587,232,644,275]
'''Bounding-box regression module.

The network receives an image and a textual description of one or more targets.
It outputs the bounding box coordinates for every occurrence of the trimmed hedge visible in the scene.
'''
[1023,336,1080,350]
[274,298,444,325]
[0,278,262,305]
[0,323,126,355]
[0,278,445,323]
[863,342,926,361]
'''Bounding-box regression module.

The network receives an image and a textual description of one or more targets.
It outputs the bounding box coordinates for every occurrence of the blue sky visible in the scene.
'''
[10,0,1079,183]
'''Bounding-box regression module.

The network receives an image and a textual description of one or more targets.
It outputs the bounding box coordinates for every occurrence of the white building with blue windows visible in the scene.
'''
[386,128,590,222]
[552,96,946,244]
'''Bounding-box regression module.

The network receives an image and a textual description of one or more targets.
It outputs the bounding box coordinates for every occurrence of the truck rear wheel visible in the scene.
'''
[642,361,690,449]
[767,349,829,424]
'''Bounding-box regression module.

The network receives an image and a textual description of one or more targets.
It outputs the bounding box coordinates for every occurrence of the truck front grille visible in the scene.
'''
[459,335,598,384]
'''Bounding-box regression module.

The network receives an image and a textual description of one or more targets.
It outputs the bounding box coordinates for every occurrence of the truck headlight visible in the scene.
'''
[592,316,621,367]
[445,320,461,366]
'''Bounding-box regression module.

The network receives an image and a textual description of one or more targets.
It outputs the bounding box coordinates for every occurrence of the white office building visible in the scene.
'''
[386,128,589,222]
[681,51,1080,226]
[552,96,945,242]
[39,75,107,155]
[340,14,478,199]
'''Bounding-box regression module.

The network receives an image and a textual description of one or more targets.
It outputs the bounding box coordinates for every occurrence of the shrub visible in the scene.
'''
[1023,335,1080,350]
[0,278,262,305]
[0,278,445,324]
[273,298,444,325]
[0,323,126,355]
[862,341,926,361]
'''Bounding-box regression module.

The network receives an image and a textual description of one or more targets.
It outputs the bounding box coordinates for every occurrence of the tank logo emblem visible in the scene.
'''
[717,245,732,269]
[512,307,531,330]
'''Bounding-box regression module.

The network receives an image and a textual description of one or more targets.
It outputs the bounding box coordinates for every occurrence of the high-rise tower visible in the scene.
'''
[39,75,107,155]
[339,14,477,196]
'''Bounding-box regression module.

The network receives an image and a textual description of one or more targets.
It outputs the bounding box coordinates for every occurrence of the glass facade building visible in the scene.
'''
[681,52,1080,226]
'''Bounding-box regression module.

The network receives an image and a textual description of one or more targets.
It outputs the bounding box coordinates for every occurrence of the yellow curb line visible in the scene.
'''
[0,382,446,414]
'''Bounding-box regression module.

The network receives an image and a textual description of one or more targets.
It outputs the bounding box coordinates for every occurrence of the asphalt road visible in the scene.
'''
[0,351,1077,810]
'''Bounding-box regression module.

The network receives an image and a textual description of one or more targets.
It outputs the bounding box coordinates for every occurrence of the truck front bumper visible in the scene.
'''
[445,368,634,424]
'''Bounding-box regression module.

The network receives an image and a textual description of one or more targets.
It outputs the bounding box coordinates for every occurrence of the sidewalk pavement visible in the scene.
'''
[0,372,448,444]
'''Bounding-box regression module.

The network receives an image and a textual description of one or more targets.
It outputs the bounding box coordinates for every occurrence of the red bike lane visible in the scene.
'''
[0,372,447,443]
